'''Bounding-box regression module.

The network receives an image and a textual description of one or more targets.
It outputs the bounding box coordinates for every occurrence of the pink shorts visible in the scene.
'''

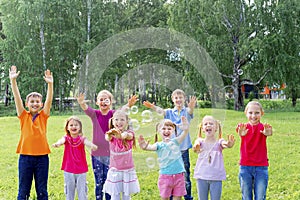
[158,172,187,198]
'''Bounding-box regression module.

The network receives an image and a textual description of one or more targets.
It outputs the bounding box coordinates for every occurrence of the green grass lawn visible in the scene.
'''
[0,108,299,199]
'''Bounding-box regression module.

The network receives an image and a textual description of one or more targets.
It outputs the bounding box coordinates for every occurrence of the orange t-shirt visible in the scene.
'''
[16,110,50,155]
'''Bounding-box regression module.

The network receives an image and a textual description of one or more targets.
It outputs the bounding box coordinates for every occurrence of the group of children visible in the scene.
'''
[9,65,273,200]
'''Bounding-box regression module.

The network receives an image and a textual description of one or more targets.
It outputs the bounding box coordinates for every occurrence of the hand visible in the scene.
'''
[178,116,189,131]
[52,143,60,148]
[261,123,272,136]
[9,65,20,80]
[138,135,149,150]
[143,101,155,109]
[188,96,197,109]
[106,128,121,139]
[226,134,235,148]
[43,69,53,84]
[128,95,138,107]
[76,93,90,105]
[91,144,98,151]
[237,123,248,136]
[193,142,201,153]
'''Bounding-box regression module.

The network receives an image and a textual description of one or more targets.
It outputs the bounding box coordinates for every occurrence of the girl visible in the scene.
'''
[236,101,272,200]
[138,116,189,200]
[77,91,137,200]
[193,115,235,200]
[102,110,140,200]
[52,116,98,200]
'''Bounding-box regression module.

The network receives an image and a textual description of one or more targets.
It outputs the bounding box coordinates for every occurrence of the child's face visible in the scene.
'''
[26,96,43,114]
[159,124,175,142]
[245,104,263,125]
[96,93,111,111]
[202,117,217,138]
[171,93,185,108]
[112,113,128,131]
[67,119,81,137]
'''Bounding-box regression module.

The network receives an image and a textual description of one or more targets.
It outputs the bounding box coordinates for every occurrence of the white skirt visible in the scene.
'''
[103,168,140,196]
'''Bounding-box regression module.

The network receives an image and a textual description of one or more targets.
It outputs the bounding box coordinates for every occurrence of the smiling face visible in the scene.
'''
[112,111,128,131]
[245,103,263,125]
[202,116,217,139]
[171,93,185,109]
[66,118,82,137]
[26,95,43,115]
[96,92,112,112]
[158,120,176,142]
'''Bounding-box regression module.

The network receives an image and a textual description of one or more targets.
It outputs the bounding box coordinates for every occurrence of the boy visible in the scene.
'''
[9,65,53,200]
[143,89,197,200]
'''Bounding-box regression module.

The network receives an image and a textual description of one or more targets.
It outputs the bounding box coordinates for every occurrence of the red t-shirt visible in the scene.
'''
[236,122,269,166]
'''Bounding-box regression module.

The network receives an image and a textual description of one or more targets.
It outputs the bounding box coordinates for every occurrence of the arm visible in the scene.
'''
[52,136,66,147]
[192,138,203,153]
[9,66,24,116]
[84,138,98,151]
[221,134,235,148]
[76,93,89,111]
[143,101,165,116]
[43,69,53,116]
[138,135,157,151]
[261,123,273,136]
[187,96,197,115]
[176,116,189,144]
[121,95,138,111]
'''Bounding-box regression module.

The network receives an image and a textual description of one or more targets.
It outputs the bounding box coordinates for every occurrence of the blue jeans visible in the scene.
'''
[196,179,222,200]
[182,149,193,200]
[17,154,49,200]
[239,166,268,200]
[92,156,111,200]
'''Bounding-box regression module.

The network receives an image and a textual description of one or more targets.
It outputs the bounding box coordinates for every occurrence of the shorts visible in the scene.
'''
[158,172,187,198]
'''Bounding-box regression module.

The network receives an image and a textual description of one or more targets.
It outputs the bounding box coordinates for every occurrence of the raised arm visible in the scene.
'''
[143,101,165,116]
[121,95,138,111]
[84,138,98,151]
[187,96,197,115]
[52,136,66,148]
[138,135,157,151]
[221,134,235,148]
[9,66,24,116]
[76,93,89,111]
[43,69,53,116]
[176,116,190,144]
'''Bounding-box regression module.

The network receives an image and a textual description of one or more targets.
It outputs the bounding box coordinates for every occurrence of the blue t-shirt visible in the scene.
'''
[165,107,193,150]
[156,139,185,175]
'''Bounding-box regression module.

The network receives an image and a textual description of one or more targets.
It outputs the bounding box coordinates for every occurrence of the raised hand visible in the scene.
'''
[237,123,248,136]
[138,135,149,150]
[226,134,235,147]
[143,101,155,109]
[178,116,189,131]
[261,123,272,136]
[76,93,90,105]
[188,96,197,109]
[43,69,53,84]
[9,65,20,80]
[128,95,138,107]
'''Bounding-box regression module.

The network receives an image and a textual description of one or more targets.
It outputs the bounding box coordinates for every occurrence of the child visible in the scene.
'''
[52,116,98,200]
[138,116,189,200]
[143,89,196,200]
[102,109,140,200]
[77,91,137,200]
[193,115,235,200]
[9,65,53,199]
[236,101,272,200]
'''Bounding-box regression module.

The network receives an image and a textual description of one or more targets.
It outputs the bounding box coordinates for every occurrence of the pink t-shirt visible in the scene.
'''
[61,135,88,174]
[109,130,135,170]
[236,122,269,166]
[193,139,226,181]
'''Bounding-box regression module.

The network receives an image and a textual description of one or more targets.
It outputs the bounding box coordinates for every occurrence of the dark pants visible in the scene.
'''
[170,149,193,200]
[92,156,111,200]
[17,154,49,200]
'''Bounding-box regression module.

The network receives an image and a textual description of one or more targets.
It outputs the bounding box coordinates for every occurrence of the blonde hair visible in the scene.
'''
[245,101,264,113]
[26,92,43,102]
[171,89,185,98]
[97,90,115,104]
[108,109,136,149]
[197,115,222,139]
[154,119,177,142]
[64,116,83,136]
